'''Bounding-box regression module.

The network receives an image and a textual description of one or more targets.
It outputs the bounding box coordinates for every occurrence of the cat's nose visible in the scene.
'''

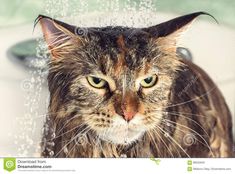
[121,96,138,122]
[116,104,137,122]
[122,110,137,121]
[114,90,139,122]
[116,106,136,122]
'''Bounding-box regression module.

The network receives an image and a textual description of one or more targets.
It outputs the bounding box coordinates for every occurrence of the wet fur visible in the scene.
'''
[39,13,234,157]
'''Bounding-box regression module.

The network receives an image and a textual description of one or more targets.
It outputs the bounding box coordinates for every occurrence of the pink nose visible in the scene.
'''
[120,90,138,122]
[123,110,137,121]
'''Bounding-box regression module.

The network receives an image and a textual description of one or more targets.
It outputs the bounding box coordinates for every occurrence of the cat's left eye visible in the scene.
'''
[140,75,158,88]
[87,76,107,89]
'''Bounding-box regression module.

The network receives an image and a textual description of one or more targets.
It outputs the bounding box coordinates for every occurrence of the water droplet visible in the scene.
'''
[51,133,56,139]
[49,151,54,156]
[164,133,169,137]
[166,122,171,127]
[120,154,127,158]
[64,147,68,154]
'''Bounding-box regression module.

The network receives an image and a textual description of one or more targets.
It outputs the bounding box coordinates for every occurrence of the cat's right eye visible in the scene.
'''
[140,74,158,88]
[87,76,107,89]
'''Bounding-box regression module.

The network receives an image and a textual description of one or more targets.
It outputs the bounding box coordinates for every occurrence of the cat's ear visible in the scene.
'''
[35,15,81,59]
[143,12,217,52]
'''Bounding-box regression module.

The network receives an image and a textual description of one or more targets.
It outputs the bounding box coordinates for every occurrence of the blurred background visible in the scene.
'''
[0,0,235,157]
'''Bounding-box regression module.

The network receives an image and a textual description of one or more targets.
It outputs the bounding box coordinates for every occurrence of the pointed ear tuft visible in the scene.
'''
[144,12,217,38]
[143,12,217,52]
[35,15,80,59]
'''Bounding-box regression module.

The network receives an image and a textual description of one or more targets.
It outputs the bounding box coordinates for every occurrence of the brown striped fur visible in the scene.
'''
[37,12,234,157]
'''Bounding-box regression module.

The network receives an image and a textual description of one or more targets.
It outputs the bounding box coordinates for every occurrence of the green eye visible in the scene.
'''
[140,75,158,88]
[87,76,107,89]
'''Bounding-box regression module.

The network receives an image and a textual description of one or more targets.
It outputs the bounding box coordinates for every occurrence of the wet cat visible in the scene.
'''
[37,12,234,157]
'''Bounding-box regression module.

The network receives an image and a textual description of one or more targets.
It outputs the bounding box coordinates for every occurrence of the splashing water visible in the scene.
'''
[43,0,157,27]
[16,0,158,157]
[13,37,50,157]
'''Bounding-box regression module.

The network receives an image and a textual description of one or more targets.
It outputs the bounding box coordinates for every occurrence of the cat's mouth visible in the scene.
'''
[99,127,144,145]
[96,113,147,145]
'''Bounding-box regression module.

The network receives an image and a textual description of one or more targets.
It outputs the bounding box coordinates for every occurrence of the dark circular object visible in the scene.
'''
[7,38,49,70]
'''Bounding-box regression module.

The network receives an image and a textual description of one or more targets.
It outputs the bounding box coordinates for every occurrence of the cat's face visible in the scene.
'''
[67,33,181,145]
[38,12,205,145]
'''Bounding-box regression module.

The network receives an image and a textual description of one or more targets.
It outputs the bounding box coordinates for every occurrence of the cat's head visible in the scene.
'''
[38,12,210,145]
